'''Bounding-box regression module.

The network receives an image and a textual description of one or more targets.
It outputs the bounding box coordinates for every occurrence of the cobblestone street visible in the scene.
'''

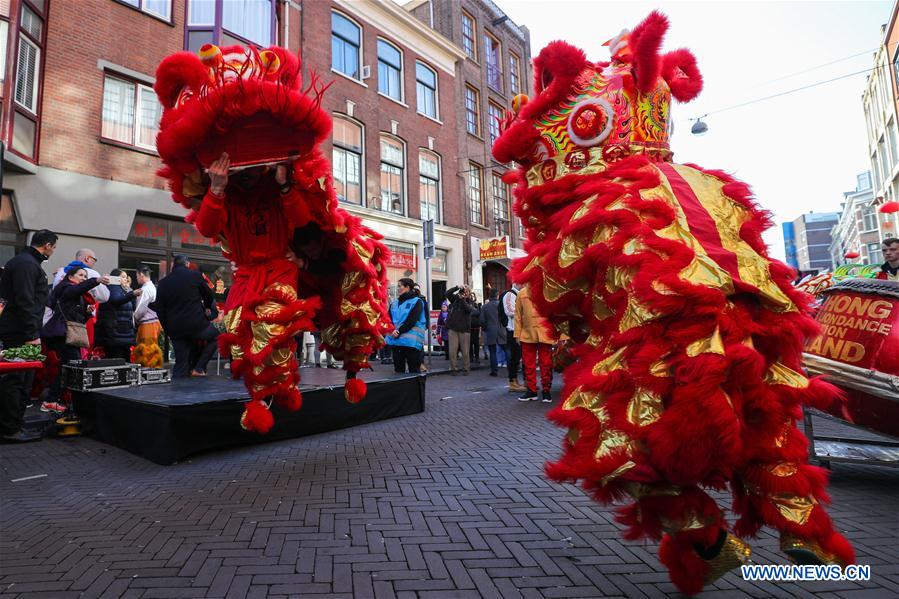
[1,365,897,598]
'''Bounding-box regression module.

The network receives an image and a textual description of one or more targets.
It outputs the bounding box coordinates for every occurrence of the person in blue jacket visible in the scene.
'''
[385,278,426,374]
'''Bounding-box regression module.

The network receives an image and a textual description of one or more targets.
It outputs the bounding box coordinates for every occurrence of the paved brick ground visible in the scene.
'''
[1,364,897,598]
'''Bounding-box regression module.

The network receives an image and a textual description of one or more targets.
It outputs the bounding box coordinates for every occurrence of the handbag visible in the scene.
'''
[54,298,90,348]
[65,321,90,348]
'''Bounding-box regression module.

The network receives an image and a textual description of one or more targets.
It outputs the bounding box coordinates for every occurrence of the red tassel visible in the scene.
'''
[240,399,274,434]
[345,377,367,404]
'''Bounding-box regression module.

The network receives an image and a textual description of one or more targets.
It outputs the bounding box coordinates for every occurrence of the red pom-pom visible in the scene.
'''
[240,399,274,434]
[345,377,367,404]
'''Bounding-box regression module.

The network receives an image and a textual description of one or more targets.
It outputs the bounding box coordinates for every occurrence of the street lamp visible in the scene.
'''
[690,117,708,136]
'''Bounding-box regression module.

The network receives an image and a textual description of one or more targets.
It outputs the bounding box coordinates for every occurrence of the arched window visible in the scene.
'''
[378,135,405,216]
[419,151,441,224]
[415,62,438,119]
[331,11,361,80]
[332,116,363,205]
[377,39,403,101]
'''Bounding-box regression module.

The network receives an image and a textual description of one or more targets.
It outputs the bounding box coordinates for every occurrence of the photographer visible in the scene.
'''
[445,285,476,375]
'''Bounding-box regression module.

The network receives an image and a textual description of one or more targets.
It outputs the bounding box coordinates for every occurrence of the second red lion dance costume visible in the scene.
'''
[154,45,390,433]
[493,12,854,594]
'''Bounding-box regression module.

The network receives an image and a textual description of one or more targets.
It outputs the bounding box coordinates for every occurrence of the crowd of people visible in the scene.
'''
[0,230,226,442]
[385,277,557,402]
[8,233,893,443]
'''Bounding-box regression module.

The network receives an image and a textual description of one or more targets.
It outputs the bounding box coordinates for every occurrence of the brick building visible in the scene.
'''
[406,0,532,299]
[0,0,470,308]
[301,0,467,306]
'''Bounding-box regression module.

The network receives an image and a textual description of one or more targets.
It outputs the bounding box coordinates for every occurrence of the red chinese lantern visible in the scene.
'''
[879,201,899,214]
[844,251,860,260]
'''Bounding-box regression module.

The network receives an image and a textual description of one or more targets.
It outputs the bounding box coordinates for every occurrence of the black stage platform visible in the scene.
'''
[72,369,425,465]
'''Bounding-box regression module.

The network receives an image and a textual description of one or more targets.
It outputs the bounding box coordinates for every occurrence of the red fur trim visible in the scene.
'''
[659,533,710,596]
[629,11,668,94]
[662,49,703,102]
[344,377,367,404]
[241,399,274,434]
[154,52,207,109]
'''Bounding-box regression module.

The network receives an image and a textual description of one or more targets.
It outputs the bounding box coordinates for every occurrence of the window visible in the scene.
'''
[14,35,39,113]
[518,217,526,241]
[11,2,45,160]
[468,163,484,225]
[186,0,274,51]
[416,62,438,119]
[419,151,441,223]
[879,136,890,180]
[0,21,7,83]
[332,116,363,204]
[487,102,503,146]
[509,53,521,95]
[492,174,510,236]
[101,75,163,150]
[377,39,402,101]
[119,0,172,20]
[862,204,878,231]
[378,136,405,215]
[867,242,884,265]
[464,86,480,136]
[894,48,899,96]
[331,11,361,79]
[484,31,502,92]
[461,11,476,60]
[890,120,898,169]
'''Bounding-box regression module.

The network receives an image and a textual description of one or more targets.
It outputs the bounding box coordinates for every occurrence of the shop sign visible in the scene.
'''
[385,243,417,269]
[479,236,509,261]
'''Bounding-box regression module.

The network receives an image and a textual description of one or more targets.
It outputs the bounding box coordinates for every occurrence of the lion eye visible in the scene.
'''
[540,69,554,93]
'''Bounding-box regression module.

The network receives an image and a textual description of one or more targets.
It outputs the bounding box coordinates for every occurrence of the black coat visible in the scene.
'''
[42,277,101,339]
[445,286,474,333]
[149,266,216,340]
[95,285,137,348]
[0,247,50,343]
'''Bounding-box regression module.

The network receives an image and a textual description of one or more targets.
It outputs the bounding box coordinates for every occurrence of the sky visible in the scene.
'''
[492,0,892,261]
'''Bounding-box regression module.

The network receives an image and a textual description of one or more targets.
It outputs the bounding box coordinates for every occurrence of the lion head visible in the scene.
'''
[492,11,703,171]
[154,44,333,210]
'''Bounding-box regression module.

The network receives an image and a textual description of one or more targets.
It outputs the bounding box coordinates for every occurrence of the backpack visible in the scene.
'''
[498,289,516,328]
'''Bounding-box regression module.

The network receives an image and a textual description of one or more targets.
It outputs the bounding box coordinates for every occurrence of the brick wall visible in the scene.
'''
[39,0,187,190]
[300,0,461,229]
[420,0,532,248]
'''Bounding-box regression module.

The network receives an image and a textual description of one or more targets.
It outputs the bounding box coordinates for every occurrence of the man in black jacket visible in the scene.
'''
[150,255,219,378]
[0,230,57,442]
[445,285,475,375]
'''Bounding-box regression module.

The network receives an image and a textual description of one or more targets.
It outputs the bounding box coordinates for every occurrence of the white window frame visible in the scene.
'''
[0,21,8,84]
[331,10,363,82]
[419,150,442,224]
[14,34,40,114]
[378,134,407,216]
[415,61,439,120]
[332,115,365,205]
[101,74,162,151]
[377,37,404,103]
[119,0,172,21]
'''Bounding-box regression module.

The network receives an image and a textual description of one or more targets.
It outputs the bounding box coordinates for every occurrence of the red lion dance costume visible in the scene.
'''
[493,12,854,594]
[154,44,390,433]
